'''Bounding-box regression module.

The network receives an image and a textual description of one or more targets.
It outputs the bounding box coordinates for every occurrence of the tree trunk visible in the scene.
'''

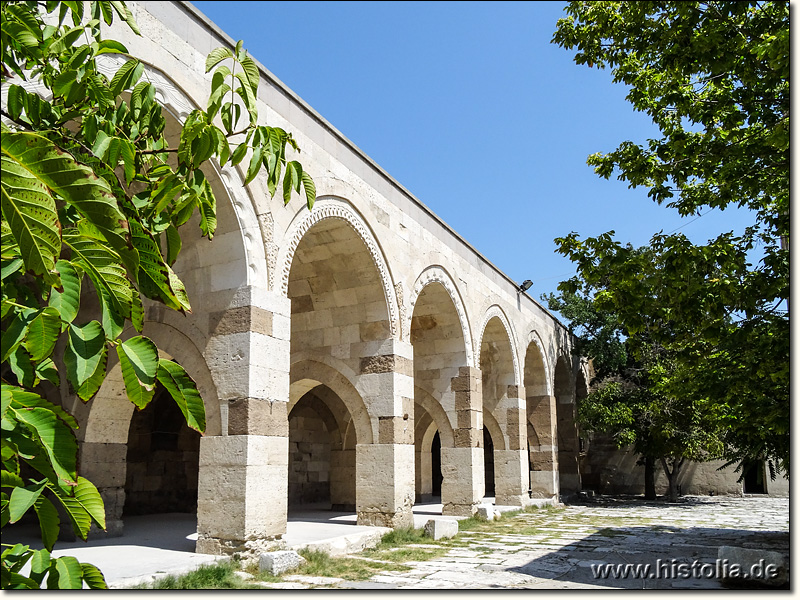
[643,456,657,500]
[660,457,685,502]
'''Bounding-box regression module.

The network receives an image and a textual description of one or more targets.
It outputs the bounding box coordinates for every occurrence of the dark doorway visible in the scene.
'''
[124,388,200,516]
[431,431,442,497]
[484,429,495,497]
[743,462,767,494]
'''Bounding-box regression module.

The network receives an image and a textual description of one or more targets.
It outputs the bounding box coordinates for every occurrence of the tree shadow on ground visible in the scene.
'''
[508,523,789,590]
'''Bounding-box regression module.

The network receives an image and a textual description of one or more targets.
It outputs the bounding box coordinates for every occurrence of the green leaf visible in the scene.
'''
[116,336,159,409]
[24,307,61,362]
[34,495,60,552]
[80,563,107,589]
[8,480,47,523]
[63,230,132,323]
[95,39,127,55]
[29,548,51,585]
[52,476,105,540]
[3,383,78,428]
[157,359,206,433]
[205,47,234,73]
[2,309,35,363]
[11,406,78,485]
[129,220,188,312]
[9,346,36,389]
[35,358,60,387]
[0,156,60,285]
[63,321,108,401]
[2,133,128,241]
[109,58,143,97]
[301,171,316,209]
[48,260,83,326]
[164,223,181,265]
[54,556,83,589]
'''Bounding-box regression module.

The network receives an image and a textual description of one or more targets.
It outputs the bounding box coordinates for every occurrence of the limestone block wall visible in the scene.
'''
[288,406,332,505]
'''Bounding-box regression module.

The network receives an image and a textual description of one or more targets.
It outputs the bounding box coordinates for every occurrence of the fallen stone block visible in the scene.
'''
[717,546,787,588]
[424,518,459,540]
[259,550,305,576]
[476,505,499,521]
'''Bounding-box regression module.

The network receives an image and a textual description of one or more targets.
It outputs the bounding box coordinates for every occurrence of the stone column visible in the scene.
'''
[494,387,529,506]
[528,394,559,497]
[557,396,582,494]
[441,366,484,516]
[196,286,291,555]
[355,340,415,528]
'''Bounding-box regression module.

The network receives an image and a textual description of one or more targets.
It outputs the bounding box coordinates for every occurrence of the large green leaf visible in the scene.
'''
[80,563,107,589]
[23,307,61,362]
[0,156,60,285]
[28,548,51,586]
[11,406,77,485]
[8,480,46,523]
[8,346,35,389]
[63,230,132,322]
[52,476,105,540]
[129,220,190,312]
[34,496,60,552]
[53,556,82,589]
[5,383,78,428]
[116,336,158,409]
[48,260,83,327]
[1,308,35,362]
[63,321,108,401]
[1,132,128,242]
[156,359,205,433]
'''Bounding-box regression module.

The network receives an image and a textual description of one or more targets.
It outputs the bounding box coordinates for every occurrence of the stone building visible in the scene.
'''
[31,1,784,561]
[48,1,592,557]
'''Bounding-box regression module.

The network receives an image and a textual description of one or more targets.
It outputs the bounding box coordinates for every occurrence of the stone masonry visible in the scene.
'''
[65,1,593,558]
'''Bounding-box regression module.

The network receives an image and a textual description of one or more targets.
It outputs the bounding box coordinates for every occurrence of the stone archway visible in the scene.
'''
[555,355,581,495]
[479,312,527,506]
[525,336,558,497]
[80,323,220,538]
[410,274,482,515]
[286,208,413,528]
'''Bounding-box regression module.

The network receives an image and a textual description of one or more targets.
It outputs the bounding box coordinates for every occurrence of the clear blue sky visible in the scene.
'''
[190,1,754,307]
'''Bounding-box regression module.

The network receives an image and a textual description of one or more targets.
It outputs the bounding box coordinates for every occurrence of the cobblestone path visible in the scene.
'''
[276,496,789,590]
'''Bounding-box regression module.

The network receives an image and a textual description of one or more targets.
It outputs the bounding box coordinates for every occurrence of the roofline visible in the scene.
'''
[178,0,568,333]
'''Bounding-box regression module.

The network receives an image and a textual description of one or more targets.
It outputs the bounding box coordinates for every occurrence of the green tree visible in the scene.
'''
[551,1,788,475]
[1,1,314,588]
[546,284,725,502]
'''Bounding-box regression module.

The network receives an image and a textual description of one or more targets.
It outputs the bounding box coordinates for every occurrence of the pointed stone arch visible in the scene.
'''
[407,265,474,365]
[476,305,521,388]
[278,197,400,339]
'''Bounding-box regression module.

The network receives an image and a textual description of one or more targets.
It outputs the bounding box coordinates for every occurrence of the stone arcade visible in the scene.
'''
[57,2,591,556]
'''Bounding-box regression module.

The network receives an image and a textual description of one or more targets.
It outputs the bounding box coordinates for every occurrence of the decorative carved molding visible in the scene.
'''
[476,305,521,388]
[278,198,400,339]
[407,265,474,365]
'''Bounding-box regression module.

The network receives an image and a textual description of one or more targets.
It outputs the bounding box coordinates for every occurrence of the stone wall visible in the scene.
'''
[288,406,332,506]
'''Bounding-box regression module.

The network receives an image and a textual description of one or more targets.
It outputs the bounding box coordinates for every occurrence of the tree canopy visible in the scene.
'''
[1,1,314,588]
[551,1,788,474]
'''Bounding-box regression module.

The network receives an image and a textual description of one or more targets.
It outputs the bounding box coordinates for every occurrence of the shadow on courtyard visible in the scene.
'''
[507,521,789,590]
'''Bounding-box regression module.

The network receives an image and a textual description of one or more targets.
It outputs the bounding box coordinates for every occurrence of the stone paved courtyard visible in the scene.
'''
[267,496,789,590]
